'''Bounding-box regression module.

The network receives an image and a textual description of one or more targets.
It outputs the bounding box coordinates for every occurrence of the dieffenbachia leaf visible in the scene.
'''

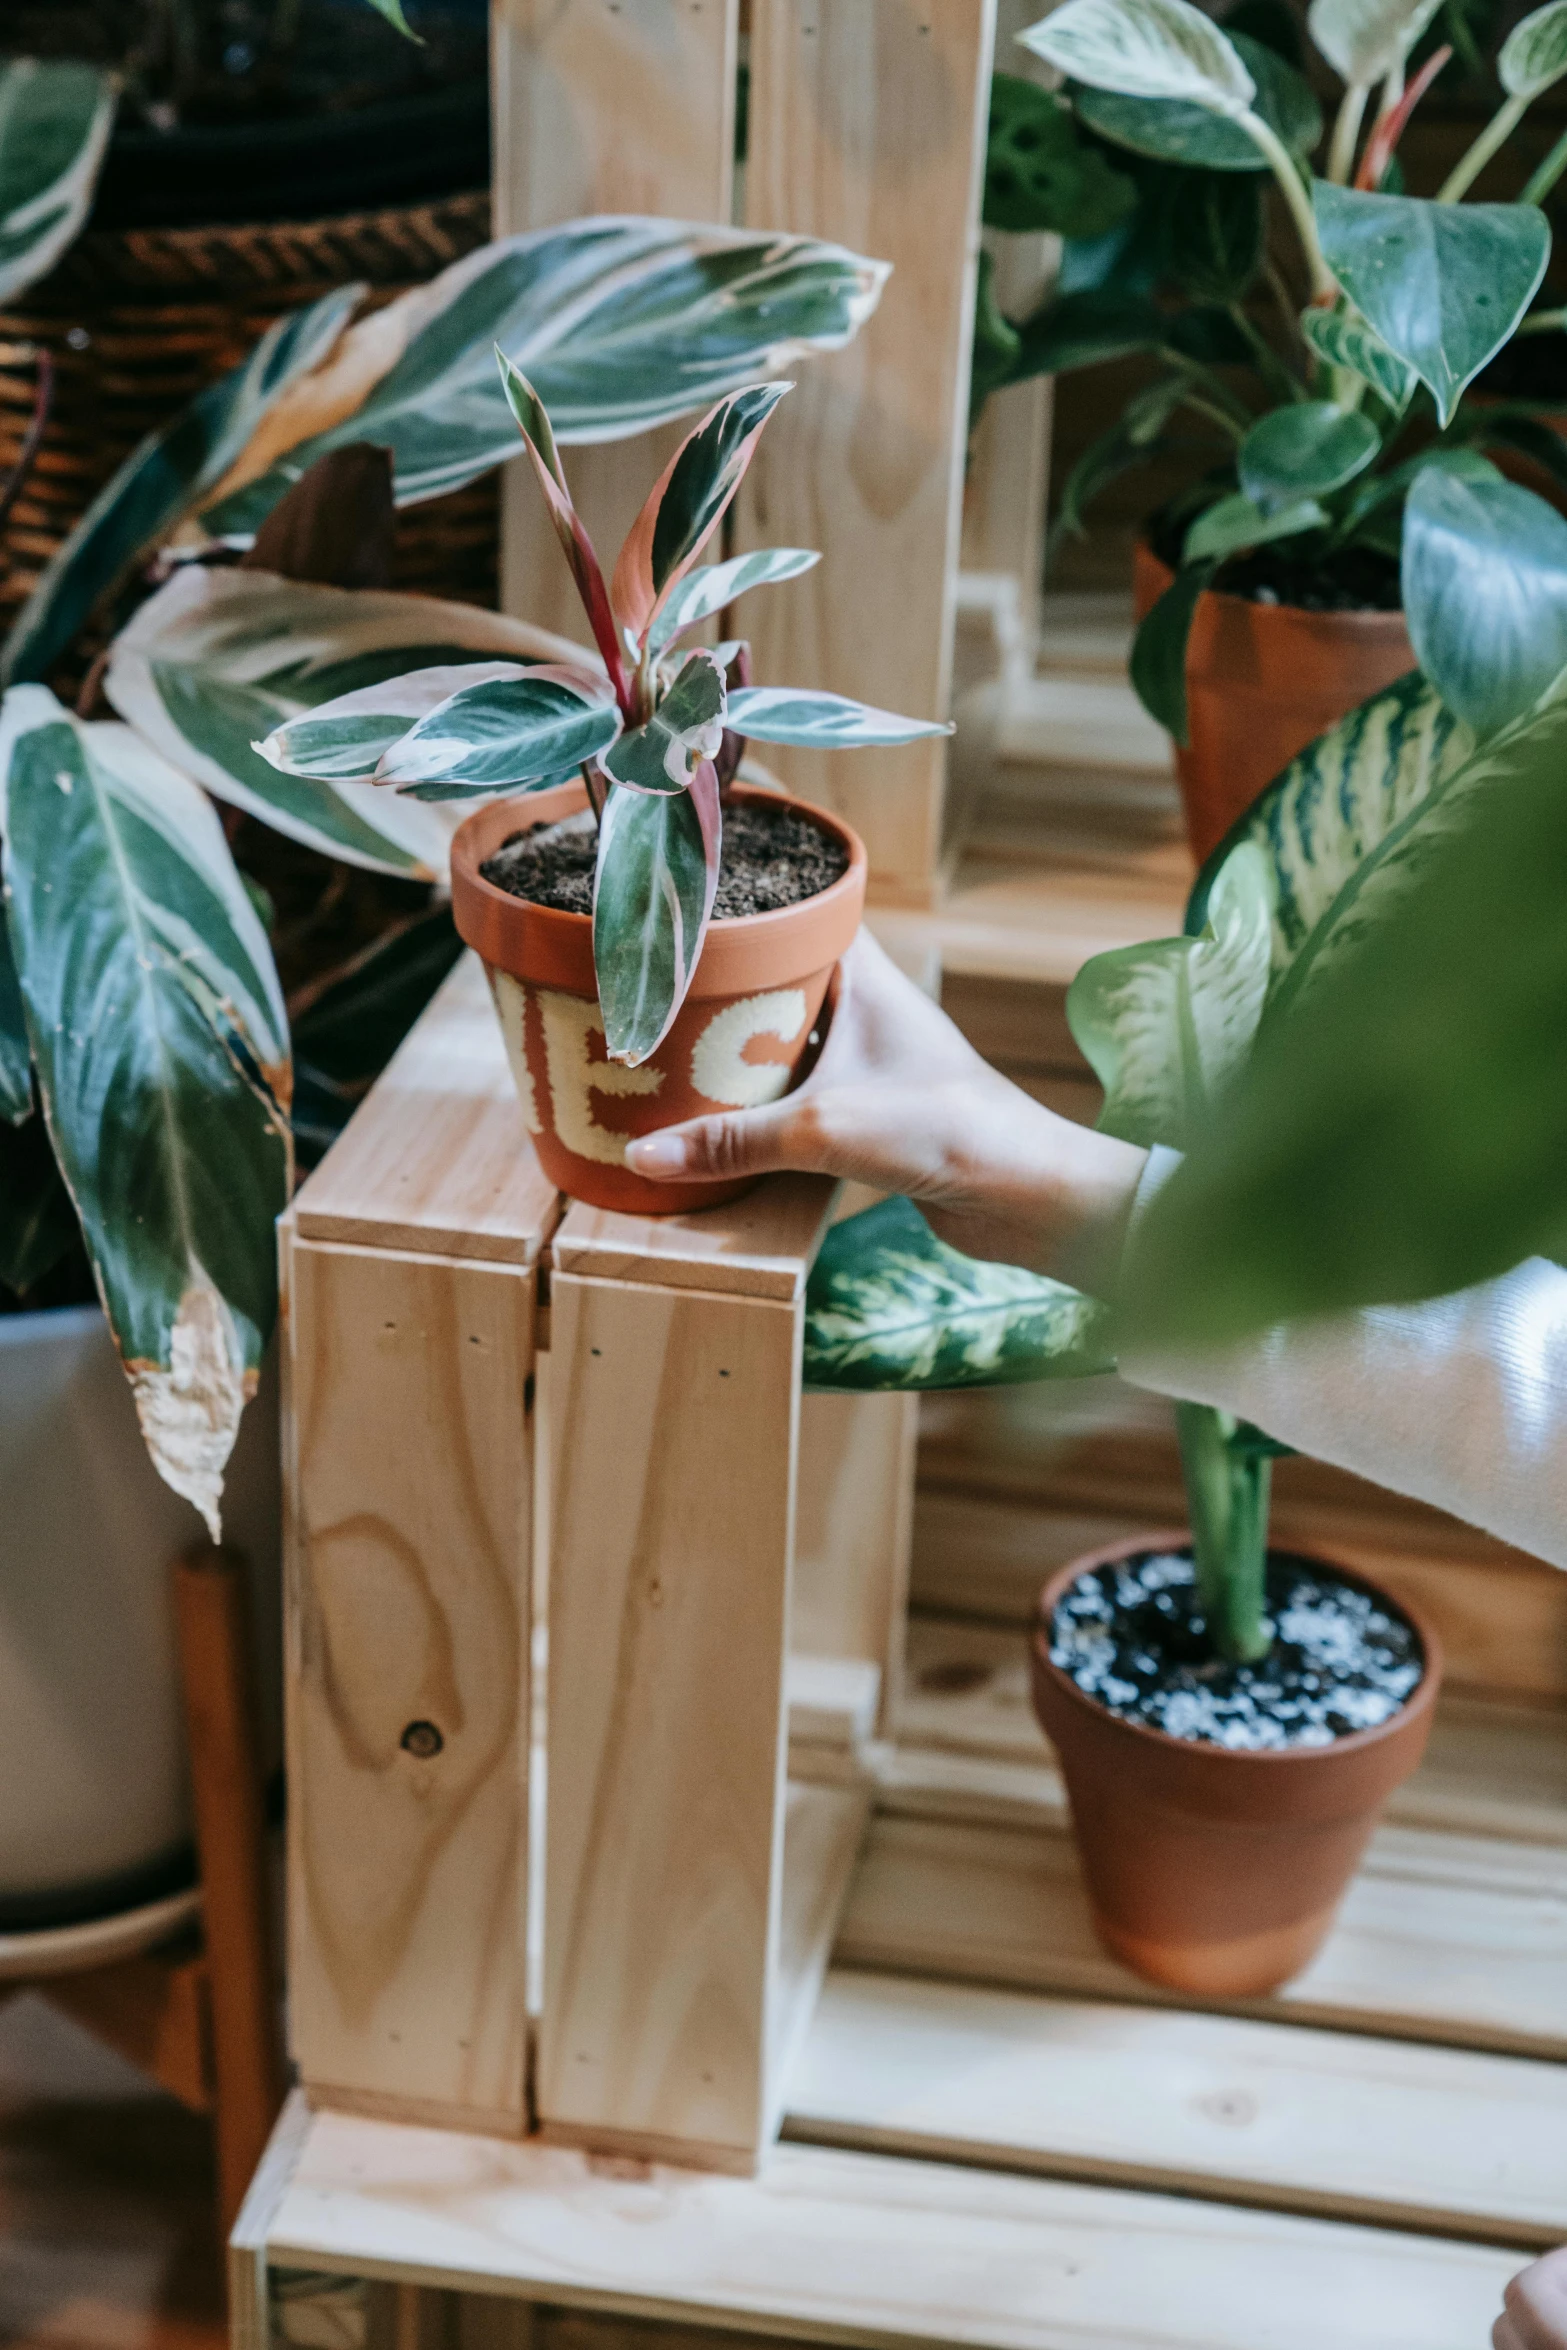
[1306,0,1445,85]
[1184,492,1327,562]
[1300,307,1416,413]
[1500,0,1567,98]
[1067,842,1273,1150]
[724,686,950,748]
[0,904,30,1123]
[1237,402,1381,513]
[803,1195,1112,1391]
[495,351,628,700]
[648,546,820,653]
[611,383,791,645]
[1069,30,1321,172]
[197,219,888,535]
[1021,0,1255,112]
[600,651,725,794]
[593,764,719,1065]
[0,59,117,307]
[369,665,622,797]
[1312,184,1550,428]
[1,284,362,691]
[1401,464,1567,738]
[105,564,591,877]
[0,687,290,1537]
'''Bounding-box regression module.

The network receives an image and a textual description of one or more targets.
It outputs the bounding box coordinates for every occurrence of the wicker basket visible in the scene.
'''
[0,187,499,649]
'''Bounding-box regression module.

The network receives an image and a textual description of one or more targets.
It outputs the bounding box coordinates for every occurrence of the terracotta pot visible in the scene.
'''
[1133,542,1416,867]
[1030,1532,1442,1996]
[450,781,866,1215]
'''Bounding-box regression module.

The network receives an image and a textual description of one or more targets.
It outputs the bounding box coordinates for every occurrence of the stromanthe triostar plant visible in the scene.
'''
[256,357,949,1066]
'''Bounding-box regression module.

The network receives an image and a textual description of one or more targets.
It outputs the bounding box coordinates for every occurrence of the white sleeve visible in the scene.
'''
[1118,1148,1567,1571]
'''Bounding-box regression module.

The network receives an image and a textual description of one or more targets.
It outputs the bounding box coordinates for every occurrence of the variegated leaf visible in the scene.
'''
[1300,308,1416,413]
[371,665,621,793]
[648,547,820,653]
[0,59,116,307]
[803,1195,1112,1391]
[611,382,791,643]
[593,764,720,1065]
[1020,0,1255,113]
[0,904,30,1123]
[1067,843,1273,1151]
[197,220,888,535]
[1500,0,1567,96]
[1,285,362,691]
[106,565,591,878]
[0,687,290,1537]
[724,686,951,748]
[1306,0,1445,84]
[600,651,725,794]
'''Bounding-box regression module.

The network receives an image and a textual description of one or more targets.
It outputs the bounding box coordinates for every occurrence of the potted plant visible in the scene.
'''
[0,210,885,1921]
[797,647,1549,1994]
[256,359,948,1214]
[975,0,1567,859]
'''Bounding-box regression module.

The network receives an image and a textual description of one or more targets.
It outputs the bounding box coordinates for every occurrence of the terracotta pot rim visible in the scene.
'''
[1033,1528,1442,1771]
[1136,538,1410,635]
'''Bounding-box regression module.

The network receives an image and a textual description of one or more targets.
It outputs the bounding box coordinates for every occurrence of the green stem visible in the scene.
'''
[1156,348,1255,430]
[1520,306,1567,334]
[1227,302,1307,403]
[1523,122,1567,206]
[1438,90,1529,200]
[1240,112,1338,301]
[1326,81,1369,185]
[1176,1401,1274,1664]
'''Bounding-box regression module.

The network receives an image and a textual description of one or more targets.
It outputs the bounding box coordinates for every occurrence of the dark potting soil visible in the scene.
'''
[480,799,850,919]
[1147,509,1403,614]
[1048,1549,1424,1751]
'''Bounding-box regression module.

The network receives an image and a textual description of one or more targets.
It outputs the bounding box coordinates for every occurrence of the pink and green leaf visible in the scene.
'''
[599,649,725,795]
[495,347,631,705]
[611,381,792,645]
[374,663,621,792]
[647,544,820,652]
[592,762,720,1065]
[724,686,952,748]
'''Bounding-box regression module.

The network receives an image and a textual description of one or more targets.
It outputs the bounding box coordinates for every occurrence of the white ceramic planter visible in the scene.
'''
[0,1304,280,1926]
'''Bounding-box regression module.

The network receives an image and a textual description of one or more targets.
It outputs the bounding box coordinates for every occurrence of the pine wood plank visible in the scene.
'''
[550,1178,837,1304]
[836,1810,1567,2058]
[869,835,1191,983]
[284,1236,534,2132]
[261,2106,1518,2350]
[787,1968,1567,2247]
[738,0,996,905]
[794,1391,918,1731]
[294,958,558,1269]
[766,1784,870,2133]
[232,2090,317,2350]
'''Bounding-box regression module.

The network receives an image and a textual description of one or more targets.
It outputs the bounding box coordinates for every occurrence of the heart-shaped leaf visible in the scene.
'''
[1070,30,1320,172]
[647,547,819,653]
[1306,0,1445,85]
[724,686,950,748]
[0,59,116,306]
[1500,0,1567,97]
[1238,402,1381,511]
[803,1195,1111,1391]
[1402,464,1567,736]
[600,651,726,794]
[1021,0,1255,111]
[1300,307,1416,411]
[611,383,791,644]
[984,74,1138,236]
[1312,183,1550,427]
[593,765,719,1065]
[1183,492,1328,562]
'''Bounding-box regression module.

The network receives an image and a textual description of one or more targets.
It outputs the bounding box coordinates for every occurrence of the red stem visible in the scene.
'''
[1357,48,1451,191]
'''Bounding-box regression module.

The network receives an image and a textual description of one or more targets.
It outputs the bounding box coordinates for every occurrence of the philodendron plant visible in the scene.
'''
[999,0,1567,746]
[0,214,888,1536]
[256,359,946,1065]
[803,644,1541,1665]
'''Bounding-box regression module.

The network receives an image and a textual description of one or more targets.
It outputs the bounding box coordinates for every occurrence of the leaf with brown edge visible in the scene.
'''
[495,348,629,702]
[611,382,792,645]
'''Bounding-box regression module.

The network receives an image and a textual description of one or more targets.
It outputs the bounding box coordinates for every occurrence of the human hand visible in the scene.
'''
[625,930,1147,1294]
[1497,2247,1567,2349]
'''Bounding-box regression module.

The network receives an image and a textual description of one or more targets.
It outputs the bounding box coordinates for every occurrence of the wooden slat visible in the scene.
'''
[787,1968,1567,2247]
[794,1390,918,1731]
[551,1177,837,1304]
[263,2106,1518,2350]
[284,1235,534,2132]
[41,1950,212,2114]
[870,830,1191,983]
[766,1783,870,2132]
[837,1809,1567,2059]
[738,0,996,905]
[294,958,558,1268]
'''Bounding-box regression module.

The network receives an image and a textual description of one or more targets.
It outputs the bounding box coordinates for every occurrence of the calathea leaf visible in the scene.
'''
[494,350,628,699]
[1401,464,1567,738]
[1300,307,1416,413]
[592,764,719,1066]
[1500,0,1567,98]
[0,1109,78,1297]
[0,688,290,1537]
[803,1195,1112,1392]
[106,564,592,877]
[1069,32,1321,172]
[647,546,819,653]
[0,59,117,307]
[724,687,951,748]
[1183,492,1327,561]
[611,383,791,644]
[1238,402,1381,512]
[366,666,619,794]
[1312,184,1550,428]
[984,74,1138,236]
[1129,557,1214,741]
[0,904,30,1124]
[1159,169,1263,301]
[1067,842,1273,1150]
[1020,0,1256,113]
[1306,0,1446,86]
[601,651,725,794]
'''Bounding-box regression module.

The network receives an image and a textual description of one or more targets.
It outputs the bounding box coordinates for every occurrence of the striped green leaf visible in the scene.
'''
[600,651,725,794]
[593,767,719,1066]
[1307,0,1445,85]
[0,59,116,306]
[612,383,791,643]
[1021,0,1255,112]
[265,660,619,800]
[1067,843,1273,1151]
[803,1196,1112,1392]
[1500,0,1567,97]
[0,687,289,1537]
[648,547,820,654]
[106,564,592,877]
[1,284,362,691]
[1069,31,1321,171]
[0,905,29,1123]
[1299,309,1416,415]
[725,687,950,748]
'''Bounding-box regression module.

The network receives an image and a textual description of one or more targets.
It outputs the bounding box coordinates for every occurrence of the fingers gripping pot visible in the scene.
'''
[450,782,867,1214]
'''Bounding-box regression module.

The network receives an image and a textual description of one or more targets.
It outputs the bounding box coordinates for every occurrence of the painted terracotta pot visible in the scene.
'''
[1030,1532,1442,1997]
[450,781,866,1215]
[1134,542,1416,867]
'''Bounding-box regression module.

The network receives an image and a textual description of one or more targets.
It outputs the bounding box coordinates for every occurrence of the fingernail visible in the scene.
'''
[626,1131,691,1175]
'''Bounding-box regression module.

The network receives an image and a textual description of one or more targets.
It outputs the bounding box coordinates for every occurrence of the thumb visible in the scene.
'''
[625,1095,827,1184]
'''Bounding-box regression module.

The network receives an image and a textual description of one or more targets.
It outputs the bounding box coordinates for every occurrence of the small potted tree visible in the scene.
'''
[977,0,1567,859]
[259,359,948,1214]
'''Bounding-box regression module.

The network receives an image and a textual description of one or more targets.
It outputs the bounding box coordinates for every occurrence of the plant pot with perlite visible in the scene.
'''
[973,0,1567,863]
